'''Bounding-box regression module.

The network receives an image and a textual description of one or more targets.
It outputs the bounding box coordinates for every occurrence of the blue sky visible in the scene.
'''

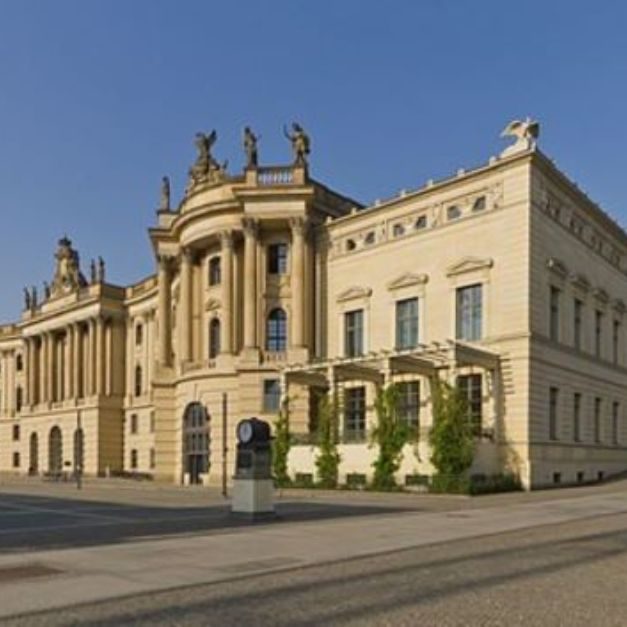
[0,1,626,322]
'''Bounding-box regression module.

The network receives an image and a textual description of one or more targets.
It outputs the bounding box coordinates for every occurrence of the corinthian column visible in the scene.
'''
[96,316,105,395]
[157,255,173,366]
[179,248,193,363]
[242,218,258,349]
[220,231,234,354]
[290,217,307,349]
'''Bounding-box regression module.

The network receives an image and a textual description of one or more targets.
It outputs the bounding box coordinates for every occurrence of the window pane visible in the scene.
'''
[458,374,482,435]
[263,379,281,413]
[344,387,366,441]
[266,309,287,351]
[344,309,364,357]
[397,382,420,429]
[268,243,288,275]
[456,285,482,341]
[396,298,419,349]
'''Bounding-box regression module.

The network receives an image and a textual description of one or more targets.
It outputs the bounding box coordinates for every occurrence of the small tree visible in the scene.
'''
[315,395,341,488]
[429,378,474,477]
[272,399,291,487]
[370,384,413,490]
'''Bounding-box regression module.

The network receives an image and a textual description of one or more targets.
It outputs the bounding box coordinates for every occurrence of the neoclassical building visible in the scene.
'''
[1,120,626,489]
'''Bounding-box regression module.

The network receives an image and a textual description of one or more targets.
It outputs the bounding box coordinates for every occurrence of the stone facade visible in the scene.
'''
[1,124,626,489]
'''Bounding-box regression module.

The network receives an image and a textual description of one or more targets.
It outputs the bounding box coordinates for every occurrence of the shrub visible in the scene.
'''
[370,384,414,490]
[429,378,474,476]
[405,473,430,488]
[345,473,367,489]
[429,474,471,494]
[272,400,291,487]
[315,395,342,488]
[292,472,315,488]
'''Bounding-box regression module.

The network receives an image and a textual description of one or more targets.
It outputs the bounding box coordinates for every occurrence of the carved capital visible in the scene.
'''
[157,254,175,271]
[181,247,195,265]
[289,216,308,237]
[241,218,259,238]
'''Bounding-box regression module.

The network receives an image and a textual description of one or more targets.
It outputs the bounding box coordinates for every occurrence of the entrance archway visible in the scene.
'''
[29,432,38,475]
[48,426,63,474]
[182,403,209,485]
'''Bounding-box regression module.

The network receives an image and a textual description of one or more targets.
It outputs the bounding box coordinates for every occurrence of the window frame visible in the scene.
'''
[456,284,483,342]
[266,308,287,352]
[208,256,222,286]
[263,379,281,413]
[267,243,288,275]
[395,298,419,350]
[344,309,364,357]
[458,374,483,436]
[344,386,366,442]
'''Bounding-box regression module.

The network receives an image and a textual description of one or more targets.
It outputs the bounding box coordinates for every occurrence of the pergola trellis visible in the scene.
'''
[280,340,501,439]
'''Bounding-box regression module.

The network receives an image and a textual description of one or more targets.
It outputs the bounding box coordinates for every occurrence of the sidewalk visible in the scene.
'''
[2,486,627,619]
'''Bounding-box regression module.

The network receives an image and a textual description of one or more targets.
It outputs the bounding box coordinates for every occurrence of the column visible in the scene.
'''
[24,338,31,407]
[157,255,172,366]
[106,319,113,395]
[179,248,193,363]
[40,335,47,403]
[46,332,54,403]
[96,316,105,395]
[220,231,234,354]
[89,318,97,396]
[242,218,258,349]
[65,327,73,400]
[72,323,81,399]
[290,217,306,349]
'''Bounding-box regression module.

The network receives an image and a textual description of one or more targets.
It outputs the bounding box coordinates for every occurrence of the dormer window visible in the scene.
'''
[268,243,288,275]
[208,256,221,286]
[447,205,462,220]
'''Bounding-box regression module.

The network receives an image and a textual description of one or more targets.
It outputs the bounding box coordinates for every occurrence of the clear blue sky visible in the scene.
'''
[1,1,626,322]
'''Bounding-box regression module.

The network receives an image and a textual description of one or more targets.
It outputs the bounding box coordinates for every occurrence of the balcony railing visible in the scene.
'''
[257,167,294,186]
[261,350,287,364]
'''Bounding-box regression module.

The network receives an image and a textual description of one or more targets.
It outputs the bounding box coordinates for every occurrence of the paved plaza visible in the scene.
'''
[2,477,627,624]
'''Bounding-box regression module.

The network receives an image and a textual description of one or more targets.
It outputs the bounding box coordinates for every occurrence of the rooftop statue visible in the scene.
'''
[30,286,37,309]
[23,287,31,311]
[50,236,87,298]
[98,256,106,283]
[243,126,258,168]
[187,130,227,191]
[500,117,540,157]
[159,176,170,211]
[43,281,51,300]
[284,122,310,166]
[90,259,97,284]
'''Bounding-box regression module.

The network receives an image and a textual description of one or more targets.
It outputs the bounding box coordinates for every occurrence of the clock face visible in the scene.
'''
[237,420,253,444]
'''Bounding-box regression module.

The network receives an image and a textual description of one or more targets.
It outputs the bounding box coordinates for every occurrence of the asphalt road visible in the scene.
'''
[7,510,627,626]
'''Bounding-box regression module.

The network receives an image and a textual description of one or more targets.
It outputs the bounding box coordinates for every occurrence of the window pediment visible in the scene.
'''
[336,286,372,303]
[205,297,221,311]
[446,257,493,277]
[546,257,568,278]
[569,272,590,293]
[593,287,610,304]
[612,298,626,314]
[387,273,429,291]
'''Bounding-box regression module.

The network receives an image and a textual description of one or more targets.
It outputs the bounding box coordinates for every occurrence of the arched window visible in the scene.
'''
[15,354,23,371]
[134,365,142,397]
[135,323,143,346]
[209,318,221,359]
[266,308,287,352]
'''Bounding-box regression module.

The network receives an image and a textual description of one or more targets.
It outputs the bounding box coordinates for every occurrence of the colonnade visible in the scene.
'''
[156,217,309,367]
[22,316,114,407]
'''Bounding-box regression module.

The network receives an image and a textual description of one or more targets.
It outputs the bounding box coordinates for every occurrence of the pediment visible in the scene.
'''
[387,273,429,291]
[569,272,590,293]
[593,287,610,304]
[336,286,372,303]
[546,257,568,278]
[205,297,222,311]
[446,257,493,277]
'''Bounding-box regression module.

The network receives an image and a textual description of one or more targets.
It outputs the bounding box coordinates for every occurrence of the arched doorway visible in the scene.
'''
[48,426,63,475]
[183,403,209,485]
[29,433,38,475]
[74,428,84,474]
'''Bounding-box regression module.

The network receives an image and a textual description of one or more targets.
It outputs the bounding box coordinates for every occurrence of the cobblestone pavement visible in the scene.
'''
[7,511,627,626]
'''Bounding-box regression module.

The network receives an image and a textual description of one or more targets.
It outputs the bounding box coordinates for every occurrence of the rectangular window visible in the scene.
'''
[574,393,582,443]
[396,298,419,350]
[344,309,364,357]
[130,414,138,435]
[594,397,602,443]
[12,452,20,468]
[574,299,583,350]
[150,412,155,434]
[549,387,559,441]
[135,323,143,346]
[613,320,620,365]
[549,286,560,341]
[612,401,620,445]
[456,284,482,341]
[263,379,281,413]
[268,243,288,275]
[130,449,138,470]
[397,381,420,430]
[344,387,366,442]
[150,448,156,469]
[209,256,222,286]
[458,374,482,435]
[595,310,603,358]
